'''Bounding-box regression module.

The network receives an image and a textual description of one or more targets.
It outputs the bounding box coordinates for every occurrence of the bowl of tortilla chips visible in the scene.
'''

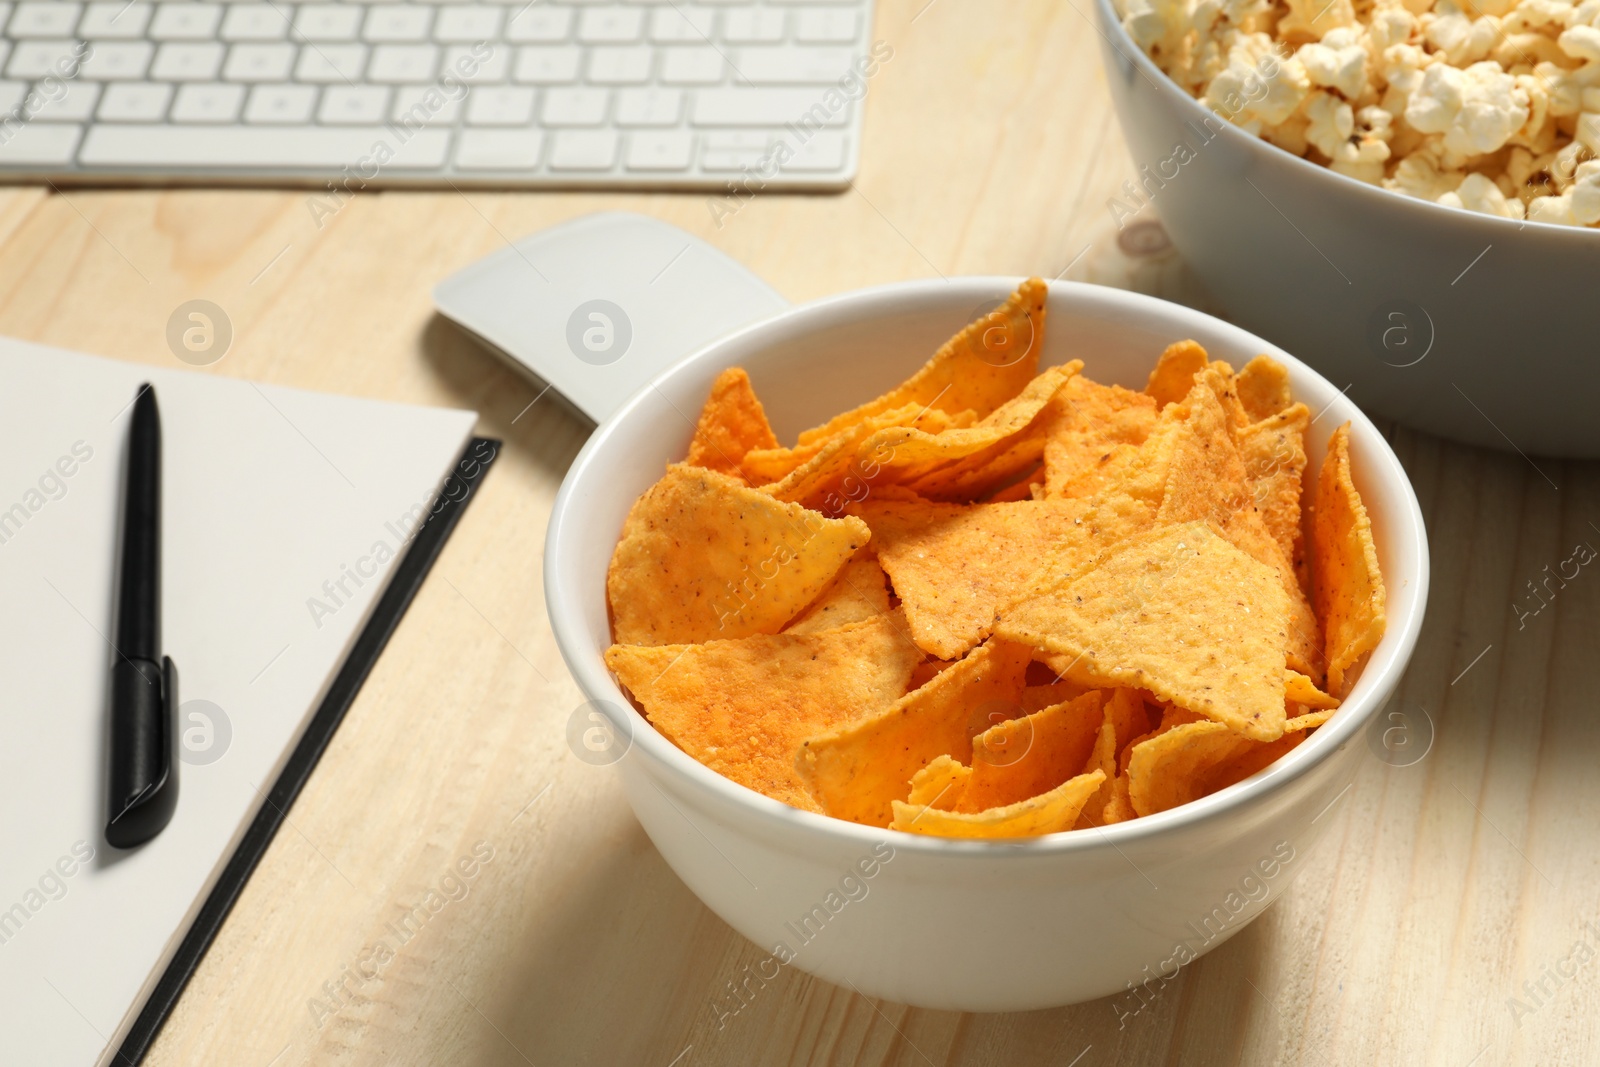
[546,277,1427,1011]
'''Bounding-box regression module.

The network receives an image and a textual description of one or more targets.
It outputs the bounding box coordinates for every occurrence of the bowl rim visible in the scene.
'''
[1090,0,1600,245]
[546,276,1431,859]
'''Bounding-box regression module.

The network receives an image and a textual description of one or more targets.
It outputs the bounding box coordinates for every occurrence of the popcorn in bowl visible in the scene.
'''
[1117,0,1600,226]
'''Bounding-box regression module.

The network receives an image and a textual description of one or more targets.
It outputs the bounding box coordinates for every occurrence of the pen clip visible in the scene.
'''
[105,655,180,849]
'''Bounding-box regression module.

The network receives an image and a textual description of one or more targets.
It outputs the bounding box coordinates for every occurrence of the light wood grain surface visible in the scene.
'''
[4,0,1595,1063]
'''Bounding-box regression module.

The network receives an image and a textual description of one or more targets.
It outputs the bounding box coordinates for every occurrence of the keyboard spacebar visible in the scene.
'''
[79,126,450,170]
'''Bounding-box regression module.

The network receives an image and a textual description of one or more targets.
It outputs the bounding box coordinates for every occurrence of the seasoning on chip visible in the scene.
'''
[601,280,1385,839]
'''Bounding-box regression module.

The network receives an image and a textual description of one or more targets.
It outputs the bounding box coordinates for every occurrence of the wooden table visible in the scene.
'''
[6,1,1594,1063]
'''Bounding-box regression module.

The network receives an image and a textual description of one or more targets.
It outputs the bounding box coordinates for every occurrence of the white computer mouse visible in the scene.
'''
[433,212,790,424]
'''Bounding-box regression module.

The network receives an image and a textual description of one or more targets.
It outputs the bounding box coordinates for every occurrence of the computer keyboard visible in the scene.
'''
[0,0,877,187]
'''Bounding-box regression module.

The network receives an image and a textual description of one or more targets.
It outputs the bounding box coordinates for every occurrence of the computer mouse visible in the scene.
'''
[433,212,790,424]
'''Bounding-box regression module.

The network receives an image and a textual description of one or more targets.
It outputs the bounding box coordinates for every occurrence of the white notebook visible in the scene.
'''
[0,339,478,1066]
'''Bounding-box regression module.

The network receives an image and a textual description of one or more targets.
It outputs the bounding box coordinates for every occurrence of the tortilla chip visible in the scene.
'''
[684,368,779,478]
[1125,720,1254,817]
[1236,355,1294,423]
[1021,680,1090,711]
[907,658,955,690]
[890,770,1105,838]
[1145,339,1209,409]
[1198,711,1332,796]
[608,464,869,645]
[1156,371,1323,681]
[1284,670,1340,709]
[854,496,1133,660]
[986,467,1045,502]
[1079,689,1154,826]
[1237,402,1312,593]
[795,637,1032,826]
[860,363,1080,485]
[795,278,1048,447]
[758,404,961,514]
[1101,773,1137,824]
[783,553,891,635]
[605,612,920,810]
[952,691,1105,811]
[1041,376,1160,501]
[1313,423,1387,695]
[994,521,1292,741]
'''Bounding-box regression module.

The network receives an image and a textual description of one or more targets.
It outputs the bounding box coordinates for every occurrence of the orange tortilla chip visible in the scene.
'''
[1284,670,1340,709]
[1313,423,1387,695]
[994,522,1292,741]
[758,404,961,513]
[855,496,1125,660]
[860,363,1080,484]
[1236,402,1312,593]
[605,612,920,811]
[1079,689,1153,826]
[1201,711,1331,796]
[685,368,779,478]
[1126,720,1254,817]
[1145,339,1209,409]
[939,691,1105,813]
[784,553,891,635]
[890,770,1105,838]
[1235,354,1294,423]
[607,464,870,645]
[1041,376,1159,501]
[1101,773,1137,824]
[907,658,955,691]
[795,278,1048,447]
[795,638,1032,826]
[986,467,1045,502]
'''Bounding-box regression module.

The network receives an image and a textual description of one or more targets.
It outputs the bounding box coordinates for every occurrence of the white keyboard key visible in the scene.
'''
[362,4,431,42]
[318,83,388,123]
[660,46,722,84]
[703,146,764,170]
[79,40,154,80]
[434,5,501,41]
[219,4,286,42]
[79,123,450,167]
[0,122,81,163]
[79,1,152,39]
[721,9,783,42]
[150,41,224,80]
[7,40,81,79]
[782,129,845,170]
[149,3,223,41]
[455,127,542,169]
[368,43,436,83]
[692,87,846,126]
[625,129,690,170]
[614,86,679,126]
[442,43,506,82]
[587,45,649,85]
[293,4,362,42]
[735,46,855,84]
[8,2,82,38]
[391,83,459,124]
[243,82,315,123]
[294,42,365,82]
[170,81,243,121]
[540,86,605,125]
[98,81,172,121]
[465,84,533,124]
[0,80,22,112]
[649,7,714,42]
[576,7,642,43]
[794,8,858,42]
[504,5,569,42]
[223,42,295,81]
[32,80,100,121]
[513,45,577,84]
[548,128,616,169]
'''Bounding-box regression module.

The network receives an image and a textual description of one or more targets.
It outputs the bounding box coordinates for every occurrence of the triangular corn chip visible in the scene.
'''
[605,612,921,811]
[1201,711,1331,796]
[1236,354,1293,423]
[1284,670,1340,709]
[684,368,778,478]
[783,553,891,635]
[607,464,869,645]
[1041,376,1159,500]
[795,637,1032,826]
[949,691,1105,812]
[758,404,961,512]
[1145,339,1210,408]
[1313,422,1387,695]
[1079,688,1154,826]
[1128,711,1333,817]
[794,278,1048,446]
[1236,402,1312,593]
[889,770,1105,838]
[994,522,1292,741]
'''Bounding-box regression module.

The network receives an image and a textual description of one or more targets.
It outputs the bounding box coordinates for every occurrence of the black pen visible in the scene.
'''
[106,384,179,849]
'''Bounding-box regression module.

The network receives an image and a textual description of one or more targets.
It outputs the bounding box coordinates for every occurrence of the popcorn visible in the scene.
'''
[1119,0,1600,226]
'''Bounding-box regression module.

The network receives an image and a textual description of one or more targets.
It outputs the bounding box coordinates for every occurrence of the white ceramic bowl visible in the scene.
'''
[1093,0,1600,459]
[545,279,1428,1012]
